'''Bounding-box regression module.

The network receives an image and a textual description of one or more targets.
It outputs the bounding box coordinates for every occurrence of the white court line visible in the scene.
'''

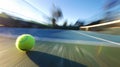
[73,31,120,46]
[0,33,114,47]
[0,32,120,47]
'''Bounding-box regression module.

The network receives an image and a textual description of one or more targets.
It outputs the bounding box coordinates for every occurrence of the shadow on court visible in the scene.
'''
[26,51,86,67]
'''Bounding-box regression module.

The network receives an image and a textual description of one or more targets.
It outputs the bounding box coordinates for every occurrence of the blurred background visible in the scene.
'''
[0,0,120,67]
[0,0,120,32]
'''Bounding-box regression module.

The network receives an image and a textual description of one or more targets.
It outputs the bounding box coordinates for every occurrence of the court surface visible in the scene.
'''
[0,28,120,67]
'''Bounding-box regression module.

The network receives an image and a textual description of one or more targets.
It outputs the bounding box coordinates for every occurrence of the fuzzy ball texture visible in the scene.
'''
[15,34,35,51]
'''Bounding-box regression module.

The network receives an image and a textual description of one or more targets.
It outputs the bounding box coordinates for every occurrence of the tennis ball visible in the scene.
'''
[15,34,35,51]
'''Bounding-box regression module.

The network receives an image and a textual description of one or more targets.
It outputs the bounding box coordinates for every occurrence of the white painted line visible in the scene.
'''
[36,37,120,47]
[0,33,115,46]
[1,32,120,47]
[73,31,120,46]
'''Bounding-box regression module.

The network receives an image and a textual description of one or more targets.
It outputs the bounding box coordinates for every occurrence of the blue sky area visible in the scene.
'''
[0,0,106,25]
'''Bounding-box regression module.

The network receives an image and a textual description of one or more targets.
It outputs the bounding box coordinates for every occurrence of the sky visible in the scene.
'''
[0,0,106,25]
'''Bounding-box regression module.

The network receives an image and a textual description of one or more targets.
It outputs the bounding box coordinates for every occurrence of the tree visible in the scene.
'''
[63,20,67,27]
[50,5,63,27]
[74,20,84,27]
[103,0,120,21]
[104,0,120,10]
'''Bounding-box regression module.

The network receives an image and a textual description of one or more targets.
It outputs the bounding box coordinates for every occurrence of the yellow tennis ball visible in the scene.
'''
[15,34,35,51]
